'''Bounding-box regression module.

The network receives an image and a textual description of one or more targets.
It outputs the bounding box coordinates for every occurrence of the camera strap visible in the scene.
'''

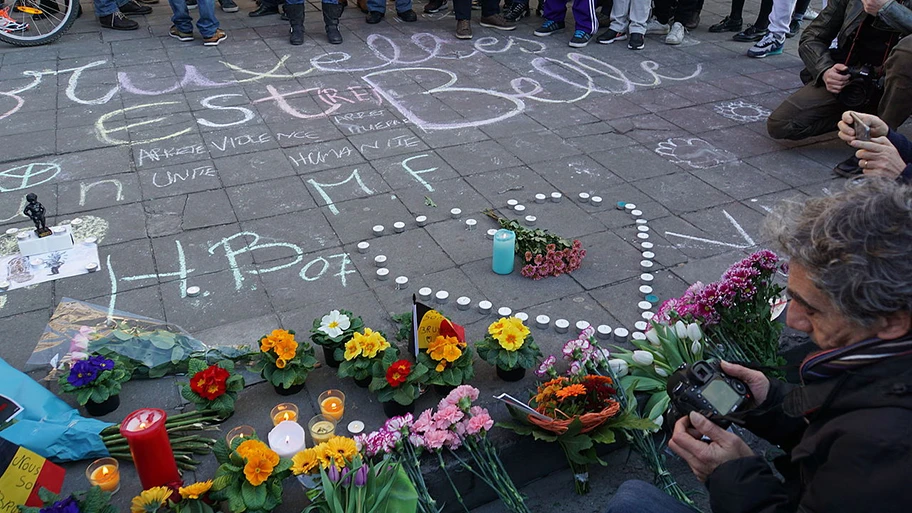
[843,18,897,70]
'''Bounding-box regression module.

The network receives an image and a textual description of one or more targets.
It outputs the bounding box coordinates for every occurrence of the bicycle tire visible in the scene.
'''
[0,0,79,47]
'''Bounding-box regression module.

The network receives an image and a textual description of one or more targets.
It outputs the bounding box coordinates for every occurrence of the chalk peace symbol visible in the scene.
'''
[0,162,61,193]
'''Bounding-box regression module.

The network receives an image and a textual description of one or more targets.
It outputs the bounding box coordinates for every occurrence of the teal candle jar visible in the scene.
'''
[492,229,516,275]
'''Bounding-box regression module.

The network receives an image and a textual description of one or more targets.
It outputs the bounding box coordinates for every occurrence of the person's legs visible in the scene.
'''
[367,0,384,12]
[877,36,912,130]
[284,0,304,44]
[453,0,471,18]
[652,0,672,24]
[541,0,566,22]
[480,0,499,17]
[791,0,809,19]
[194,0,218,36]
[571,0,597,32]
[627,0,648,33]
[606,480,699,513]
[322,0,344,44]
[728,0,745,20]
[394,0,413,14]
[607,0,630,33]
[767,82,845,139]
[767,0,796,35]
[754,0,772,29]
[94,0,119,16]
[168,0,193,32]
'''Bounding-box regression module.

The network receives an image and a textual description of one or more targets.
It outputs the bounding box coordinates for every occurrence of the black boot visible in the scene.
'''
[285,3,305,45]
[323,2,344,44]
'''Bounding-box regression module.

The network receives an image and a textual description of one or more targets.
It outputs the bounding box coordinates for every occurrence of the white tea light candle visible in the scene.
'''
[535,315,551,329]
[497,306,512,317]
[393,222,406,233]
[357,242,370,253]
[418,287,433,301]
[376,268,390,280]
[457,296,471,310]
[554,319,570,334]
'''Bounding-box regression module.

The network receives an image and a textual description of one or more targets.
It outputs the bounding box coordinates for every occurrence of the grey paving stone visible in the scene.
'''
[745,150,837,187]
[461,258,586,311]
[0,308,55,368]
[137,159,221,199]
[214,148,298,187]
[304,163,391,208]
[394,176,493,224]
[255,248,371,313]
[590,270,689,331]
[161,268,274,332]
[239,209,342,264]
[568,230,643,290]
[590,144,683,181]
[0,281,54,319]
[694,160,792,200]
[463,166,553,208]
[56,172,142,215]
[285,139,365,174]
[371,150,461,190]
[323,193,416,244]
[633,172,733,214]
[227,175,315,221]
[436,140,525,175]
[55,239,158,299]
[151,223,255,280]
[183,189,238,230]
[500,131,586,165]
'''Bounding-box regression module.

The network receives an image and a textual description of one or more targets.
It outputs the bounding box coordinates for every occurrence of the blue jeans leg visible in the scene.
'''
[194,0,219,37]
[394,0,412,12]
[94,0,122,17]
[366,0,384,11]
[605,480,699,513]
[168,0,194,32]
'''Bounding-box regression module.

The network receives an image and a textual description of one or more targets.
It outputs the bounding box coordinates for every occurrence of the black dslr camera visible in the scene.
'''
[667,360,751,429]
[838,64,884,108]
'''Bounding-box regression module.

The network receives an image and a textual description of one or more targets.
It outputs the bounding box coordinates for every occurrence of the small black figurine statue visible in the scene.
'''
[23,193,51,238]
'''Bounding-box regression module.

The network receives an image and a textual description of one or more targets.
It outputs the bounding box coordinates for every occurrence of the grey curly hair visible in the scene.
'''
[763,178,912,328]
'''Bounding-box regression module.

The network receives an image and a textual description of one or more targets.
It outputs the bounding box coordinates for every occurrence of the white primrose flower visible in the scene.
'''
[674,320,687,339]
[686,323,702,342]
[645,329,661,347]
[319,310,351,338]
[632,350,654,366]
[608,358,629,377]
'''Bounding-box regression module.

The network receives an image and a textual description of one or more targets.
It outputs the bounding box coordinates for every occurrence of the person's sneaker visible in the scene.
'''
[733,24,768,41]
[747,32,784,57]
[803,8,818,19]
[596,27,626,44]
[503,1,528,21]
[0,8,28,31]
[98,10,138,29]
[366,10,384,22]
[568,29,591,47]
[479,13,516,30]
[220,0,239,12]
[455,18,472,38]
[424,0,447,13]
[645,16,669,35]
[397,9,417,20]
[187,0,197,8]
[135,0,159,4]
[786,18,801,38]
[202,28,227,45]
[627,32,644,49]
[169,24,193,40]
[533,19,564,36]
[682,12,699,29]
[248,3,278,15]
[833,155,862,177]
[471,0,480,9]
[708,15,741,32]
[120,0,152,14]
[665,21,684,44]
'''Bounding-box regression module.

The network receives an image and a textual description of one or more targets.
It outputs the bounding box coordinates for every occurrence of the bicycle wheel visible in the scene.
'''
[0,0,79,46]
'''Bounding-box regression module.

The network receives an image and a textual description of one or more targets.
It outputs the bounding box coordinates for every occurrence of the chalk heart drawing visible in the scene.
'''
[655,138,738,169]
[713,100,772,123]
[0,216,108,257]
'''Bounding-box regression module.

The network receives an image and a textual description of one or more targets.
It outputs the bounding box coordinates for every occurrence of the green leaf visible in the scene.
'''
[188,359,207,374]
[588,425,617,445]
[496,421,533,436]
[76,388,93,405]
[171,345,186,365]
[212,439,231,466]
[531,430,558,442]
[112,331,132,341]
[149,334,176,350]
[241,481,267,510]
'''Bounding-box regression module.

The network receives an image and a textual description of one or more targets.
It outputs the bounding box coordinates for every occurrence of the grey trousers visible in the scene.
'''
[608,0,649,34]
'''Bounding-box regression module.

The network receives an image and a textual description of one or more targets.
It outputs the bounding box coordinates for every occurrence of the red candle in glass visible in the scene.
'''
[119,408,180,489]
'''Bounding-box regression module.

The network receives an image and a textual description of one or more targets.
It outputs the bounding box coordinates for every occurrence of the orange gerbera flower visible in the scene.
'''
[555,383,587,400]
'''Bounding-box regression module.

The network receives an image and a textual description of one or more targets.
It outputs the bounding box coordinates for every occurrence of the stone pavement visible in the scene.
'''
[0,0,904,510]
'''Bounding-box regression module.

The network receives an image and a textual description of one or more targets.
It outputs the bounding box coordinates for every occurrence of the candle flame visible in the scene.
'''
[283,412,290,421]
[139,422,147,429]
[102,466,109,476]
[284,435,290,444]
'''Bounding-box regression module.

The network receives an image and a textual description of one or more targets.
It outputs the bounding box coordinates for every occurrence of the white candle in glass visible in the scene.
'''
[268,421,306,458]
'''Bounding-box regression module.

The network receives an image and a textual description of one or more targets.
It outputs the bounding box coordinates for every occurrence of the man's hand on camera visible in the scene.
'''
[823,64,850,94]
[721,361,770,404]
[853,138,907,179]
[861,0,889,14]
[669,412,754,482]
[838,111,890,141]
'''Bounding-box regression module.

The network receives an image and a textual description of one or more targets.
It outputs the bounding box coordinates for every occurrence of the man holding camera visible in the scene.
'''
[606,178,912,513]
[766,0,912,177]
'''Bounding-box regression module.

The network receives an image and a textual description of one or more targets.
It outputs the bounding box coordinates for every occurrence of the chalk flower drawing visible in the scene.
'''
[713,100,771,123]
[654,138,738,169]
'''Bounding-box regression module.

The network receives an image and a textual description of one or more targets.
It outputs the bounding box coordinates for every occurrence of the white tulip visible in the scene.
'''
[674,320,687,339]
[653,415,664,429]
[632,350,654,366]
[691,341,702,355]
[645,329,661,347]
[655,366,668,377]
[687,323,702,342]
[608,359,629,377]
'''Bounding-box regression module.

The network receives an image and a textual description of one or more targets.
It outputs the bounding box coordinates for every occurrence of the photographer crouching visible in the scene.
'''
[606,178,912,513]
[765,0,911,177]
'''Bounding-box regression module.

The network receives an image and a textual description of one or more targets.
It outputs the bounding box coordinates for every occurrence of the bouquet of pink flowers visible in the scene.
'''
[484,209,585,280]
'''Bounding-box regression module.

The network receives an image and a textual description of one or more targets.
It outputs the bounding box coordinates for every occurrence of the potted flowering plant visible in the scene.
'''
[369,349,429,417]
[210,436,293,513]
[253,329,318,396]
[310,309,364,369]
[21,486,116,513]
[416,333,475,393]
[180,359,244,420]
[337,327,392,387]
[475,316,542,382]
[58,354,130,416]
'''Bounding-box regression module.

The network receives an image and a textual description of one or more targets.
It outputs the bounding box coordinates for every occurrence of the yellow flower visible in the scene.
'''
[435,361,447,372]
[273,336,298,361]
[314,442,334,469]
[292,448,320,475]
[244,449,279,486]
[343,338,362,361]
[505,317,530,338]
[495,325,525,351]
[179,480,213,500]
[488,318,507,337]
[276,358,287,369]
[130,487,172,513]
[323,436,358,469]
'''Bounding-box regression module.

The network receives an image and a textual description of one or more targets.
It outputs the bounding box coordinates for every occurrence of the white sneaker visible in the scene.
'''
[665,21,685,44]
[803,8,818,20]
[645,16,670,35]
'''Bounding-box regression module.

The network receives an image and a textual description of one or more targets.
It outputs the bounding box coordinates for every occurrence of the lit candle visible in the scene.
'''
[308,415,336,445]
[271,403,299,426]
[268,420,306,458]
[492,229,515,275]
[319,390,345,422]
[226,425,256,445]
[119,409,180,490]
[86,458,120,494]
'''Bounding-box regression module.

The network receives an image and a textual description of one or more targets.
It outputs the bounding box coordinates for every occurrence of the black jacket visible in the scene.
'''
[705,353,912,513]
